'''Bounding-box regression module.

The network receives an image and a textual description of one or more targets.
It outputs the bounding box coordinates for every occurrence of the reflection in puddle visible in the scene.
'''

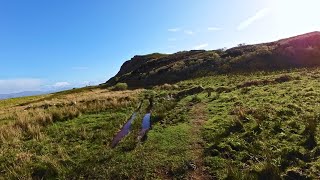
[138,98,153,140]
[138,113,151,139]
[111,113,137,148]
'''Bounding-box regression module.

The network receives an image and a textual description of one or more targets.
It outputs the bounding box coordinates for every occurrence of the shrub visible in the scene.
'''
[158,83,174,90]
[191,95,201,103]
[113,83,128,91]
[274,75,293,83]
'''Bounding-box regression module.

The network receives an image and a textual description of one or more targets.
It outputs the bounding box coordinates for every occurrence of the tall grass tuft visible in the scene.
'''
[0,89,139,143]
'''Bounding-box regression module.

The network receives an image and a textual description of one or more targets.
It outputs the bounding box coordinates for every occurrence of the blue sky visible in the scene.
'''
[0,0,319,94]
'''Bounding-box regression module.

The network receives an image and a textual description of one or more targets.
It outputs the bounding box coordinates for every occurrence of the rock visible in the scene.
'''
[188,162,197,170]
[174,86,204,99]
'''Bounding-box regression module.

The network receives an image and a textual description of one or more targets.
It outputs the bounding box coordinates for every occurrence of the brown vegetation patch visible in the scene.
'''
[0,89,141,144]
[174,86,204,99]
[188,103,211,180]
[237,75,297,88]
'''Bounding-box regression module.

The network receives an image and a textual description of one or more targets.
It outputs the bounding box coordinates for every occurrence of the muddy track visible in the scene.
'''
[188,103,211,180]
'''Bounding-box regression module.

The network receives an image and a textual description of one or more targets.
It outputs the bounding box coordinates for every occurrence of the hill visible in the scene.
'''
[2,68,320,179]
[0,87,74,100]
[0,91,49,100]
[106,32,320,87]
[2,32,320,179]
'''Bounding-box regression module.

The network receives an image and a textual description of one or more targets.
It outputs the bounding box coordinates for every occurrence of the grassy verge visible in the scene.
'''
[2,68,320,179]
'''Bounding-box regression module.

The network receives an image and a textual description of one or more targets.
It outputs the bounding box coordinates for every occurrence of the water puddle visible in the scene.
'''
[111,98,153,147]
[111,102,142,148]
[138,98,153,140]
[138,113,151,139]
[111,112,137,148]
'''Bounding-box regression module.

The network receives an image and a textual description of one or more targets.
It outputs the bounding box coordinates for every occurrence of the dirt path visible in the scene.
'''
[188,103,211,180]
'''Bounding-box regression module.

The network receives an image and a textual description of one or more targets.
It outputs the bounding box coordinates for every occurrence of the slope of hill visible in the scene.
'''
[2,32,320,179]
[0,87,73,100]
[1,67,320,179]
[106,32,320,87]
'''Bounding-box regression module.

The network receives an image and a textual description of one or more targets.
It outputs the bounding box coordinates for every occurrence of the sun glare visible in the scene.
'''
[260,0,320,39]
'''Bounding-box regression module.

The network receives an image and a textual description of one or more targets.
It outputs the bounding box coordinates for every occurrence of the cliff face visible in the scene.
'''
[106,50,216,87]
[106,32,320,87]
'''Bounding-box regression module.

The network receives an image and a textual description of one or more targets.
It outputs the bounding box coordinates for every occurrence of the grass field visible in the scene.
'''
[1,68,320,179]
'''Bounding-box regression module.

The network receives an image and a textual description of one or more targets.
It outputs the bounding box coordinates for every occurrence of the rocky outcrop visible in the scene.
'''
[106,32,320,88]
[106,50,213,87]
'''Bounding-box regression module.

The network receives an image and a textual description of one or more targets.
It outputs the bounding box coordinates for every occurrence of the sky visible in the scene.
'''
[0,0,320,94]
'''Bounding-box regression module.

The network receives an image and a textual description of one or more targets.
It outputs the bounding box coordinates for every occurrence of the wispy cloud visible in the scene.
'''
[208,27,221,31]
[168,28,181,32]
[184,30,194,35]
[52,82,71,88]
[72,66,89,70]
[237,8,270,31]
[193,43,209,50]
[168,38,177,41]
[0,78,42,94]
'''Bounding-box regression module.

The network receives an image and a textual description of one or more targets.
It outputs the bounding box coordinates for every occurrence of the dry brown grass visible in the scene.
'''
[0,89,141,144]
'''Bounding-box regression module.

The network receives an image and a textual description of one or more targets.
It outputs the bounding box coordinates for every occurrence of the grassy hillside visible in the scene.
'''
[1,68,320,179]
[181,69,320,179]
[106,32,320,88]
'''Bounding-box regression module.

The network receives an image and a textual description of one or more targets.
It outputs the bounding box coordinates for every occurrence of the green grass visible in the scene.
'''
[0,92,196,179]
[0,94,49,108]
[176,68,320,179]
[2,68,320,179]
